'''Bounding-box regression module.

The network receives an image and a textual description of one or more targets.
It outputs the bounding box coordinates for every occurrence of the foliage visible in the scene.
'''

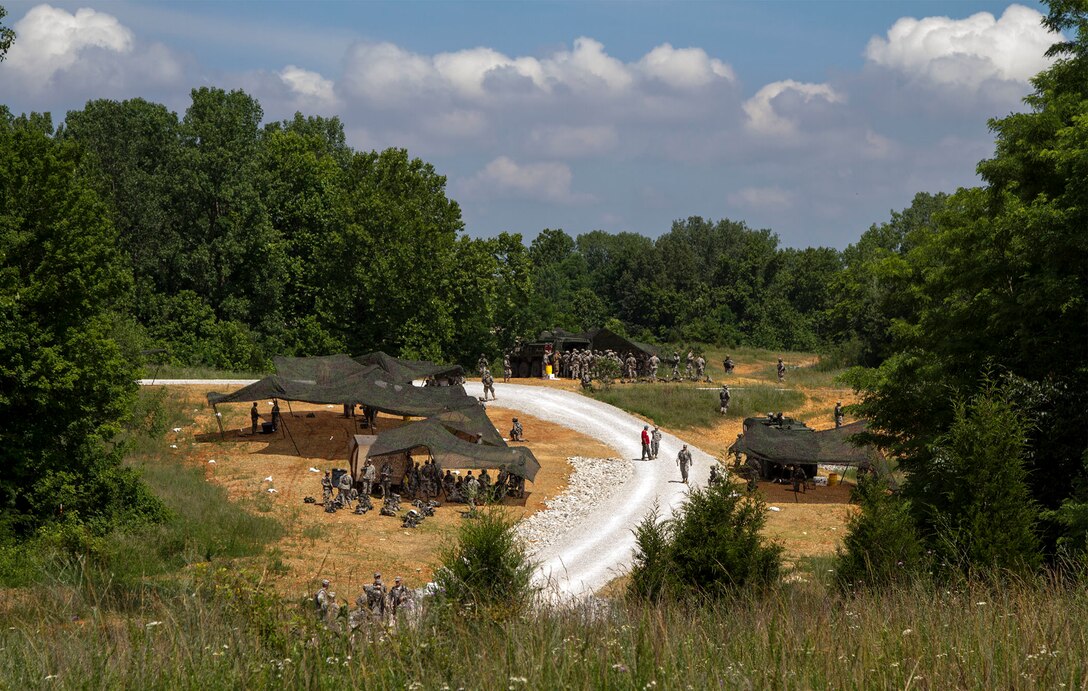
[835,477,927,589]
[435,507,536,615]
[0,4,14,61]
[0,109,166,537]
[628,483,782,600]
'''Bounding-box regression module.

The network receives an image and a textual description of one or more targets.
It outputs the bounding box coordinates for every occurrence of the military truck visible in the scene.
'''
[507,329,590,378]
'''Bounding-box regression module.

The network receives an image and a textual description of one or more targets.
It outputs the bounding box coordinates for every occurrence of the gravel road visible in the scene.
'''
[143,379,715,598]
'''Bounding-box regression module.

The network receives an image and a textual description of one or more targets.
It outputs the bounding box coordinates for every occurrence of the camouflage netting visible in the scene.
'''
[367,418,540,481]
[207,356,477,418]
[733,419,879,466]
[434,405,506,446]
[353,351,464,383]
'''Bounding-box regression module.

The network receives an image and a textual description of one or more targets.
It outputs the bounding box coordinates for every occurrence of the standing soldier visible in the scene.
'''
[503,353,513,383]
[271,399,281,431]
[651,425,662,460]
[723,355,735,375]
[314,579,332,619]
[361,459,376,497]
[695,354,706,380]
[337,471,354,509]
[389,576,410,617]
[777,358,786,383]
[481,369,496,401]
[364,572,387,622]
[380,460,394,498]
[477,353,489,376]
[685,350,695,379]
[641,425,652,461]
[649,353,660,381]
[676,444,693,484]
[321,471,334,505]
[834,401,844,428]
[250,402,260,435]
[719,384,731,416]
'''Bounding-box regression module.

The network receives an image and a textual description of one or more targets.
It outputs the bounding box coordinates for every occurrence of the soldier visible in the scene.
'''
[321,471,333,505]
[361,459,376,497]
[477,353,489,376]
[685,351,695,379]
[834,401,844,428]
[482,369,496,401]
[791,464,807,499]
[624,354,637,380]
[380,460,393,498]
[651,425,662,460]
[348,589,369,631]
[389,576,410,617]
[719,384,731,416]
[510,417,523,441]
[708,464,724,486]
[676,444,693,484]
[323,591,342,632]
[695,355,706,380]
[649,353,660,381]
[479,468,492,501]
[250,402,260,435]
[641,425,652,461]
[315,579,332,619]
[364,572,387,621]
[723,355,735,375]
[465,471,480,505]
[503,353,513,383]
[777,358,786,383]
[337,471,353,509]
[270,399,281,432]
[561,350,571,379]
[403,460,417,499]
[442,469,455,500]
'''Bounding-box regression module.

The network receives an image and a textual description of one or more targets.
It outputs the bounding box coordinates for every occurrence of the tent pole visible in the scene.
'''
[286,399,296,417]
[281,416,302,457]
[213,403,225,437]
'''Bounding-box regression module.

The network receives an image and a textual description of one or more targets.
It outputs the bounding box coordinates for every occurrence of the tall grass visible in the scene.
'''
[590,383,805,428]
[2,570,1086,688]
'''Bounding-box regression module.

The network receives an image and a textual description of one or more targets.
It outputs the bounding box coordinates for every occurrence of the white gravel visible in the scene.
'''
[515,456,632,553]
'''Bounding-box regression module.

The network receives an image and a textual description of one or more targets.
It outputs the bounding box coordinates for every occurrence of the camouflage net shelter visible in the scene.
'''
[434,405,506,446]
[731,417,880,480]
[207,354,477,418]
[353,351,464,384]
[367,418,540,481]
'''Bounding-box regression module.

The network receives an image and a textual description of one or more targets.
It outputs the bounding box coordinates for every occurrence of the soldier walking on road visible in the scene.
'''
[651,426,662,459]
[719,384,731,416]
[641,425,652,461]
[677,444,693,484]
[482,369,496,401]
[503,354,513,382]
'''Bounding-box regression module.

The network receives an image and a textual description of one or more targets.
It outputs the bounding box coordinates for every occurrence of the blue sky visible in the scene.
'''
[0,1,1060,248]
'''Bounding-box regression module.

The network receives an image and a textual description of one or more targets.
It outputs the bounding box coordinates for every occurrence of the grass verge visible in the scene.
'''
[590,383,805,429]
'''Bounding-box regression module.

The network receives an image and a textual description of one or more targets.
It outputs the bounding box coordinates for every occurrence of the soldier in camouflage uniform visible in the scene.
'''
[695,355,706,380]
[834,401,844,428]
[364,573,387,622]
[482,369,496,401]
[676,444,693,484]
[510,417,523,441]
[651,426,662,460]
[336,471,354,509]
[777,358,786,383]
[250,402,260,435]
[624,354,637,380]
[649,353,660,381]
[719,384,731,416]
[321,471,333,505]
[477,353,489,376]
[503,354,512,382]
[389,576,411,618]
[380,460,393,498]
[315,579,332,620]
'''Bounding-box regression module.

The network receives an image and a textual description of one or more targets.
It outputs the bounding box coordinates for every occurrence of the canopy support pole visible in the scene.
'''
[280,416,302,457]
[286,399,296,417]
[213,403,225,438]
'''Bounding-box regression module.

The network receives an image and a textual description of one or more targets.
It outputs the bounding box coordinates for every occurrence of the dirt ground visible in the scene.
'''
[165,357,859,595]
[171,386,613,596]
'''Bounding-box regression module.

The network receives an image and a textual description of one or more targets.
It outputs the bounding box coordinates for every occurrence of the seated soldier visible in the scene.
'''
[510,417,523,441]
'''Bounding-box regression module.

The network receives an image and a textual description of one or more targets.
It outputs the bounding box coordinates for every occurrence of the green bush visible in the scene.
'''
[835,477,927,590]
[629,484,783,600]
[435,508,536,616]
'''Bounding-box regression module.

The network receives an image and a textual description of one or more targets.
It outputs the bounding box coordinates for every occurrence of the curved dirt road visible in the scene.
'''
[466,381,712,598]
[144,379,714,598]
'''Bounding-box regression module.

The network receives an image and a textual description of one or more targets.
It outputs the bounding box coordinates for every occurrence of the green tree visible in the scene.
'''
[836,478,927,589]
[0,4,15,62]
[0,109,163,535]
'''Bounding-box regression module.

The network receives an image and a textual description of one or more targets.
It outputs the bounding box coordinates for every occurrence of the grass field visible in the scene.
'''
[3,568,1086,688]
[590,383,806,429]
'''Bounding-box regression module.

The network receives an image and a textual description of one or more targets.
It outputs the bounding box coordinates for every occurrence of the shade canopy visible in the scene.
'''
[367,418,540,481]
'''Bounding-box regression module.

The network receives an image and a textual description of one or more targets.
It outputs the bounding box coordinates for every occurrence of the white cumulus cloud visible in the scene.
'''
[865,4,1057,88]
[742,80,843,136]
[460,156,593,205]
[528,125,619,157]
[637,43,735,88]
[279,65,337,105]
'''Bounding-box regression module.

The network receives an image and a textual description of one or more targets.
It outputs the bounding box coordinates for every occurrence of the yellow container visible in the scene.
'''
[545,365,553,376]
[828,472,840,486]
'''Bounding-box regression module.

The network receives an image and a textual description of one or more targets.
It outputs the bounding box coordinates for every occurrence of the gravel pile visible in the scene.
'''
[516,456,632,554]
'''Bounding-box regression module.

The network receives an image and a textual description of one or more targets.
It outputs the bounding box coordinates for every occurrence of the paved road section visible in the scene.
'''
[141,379,714,598]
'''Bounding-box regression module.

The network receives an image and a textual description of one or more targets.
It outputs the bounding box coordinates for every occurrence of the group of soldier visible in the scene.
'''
[249,400,281,435]
[314,574,412,632]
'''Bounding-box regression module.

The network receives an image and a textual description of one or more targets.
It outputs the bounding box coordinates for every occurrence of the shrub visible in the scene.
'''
[835,477,927,590]
[628,484,783,600]
[435,508,536,615]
